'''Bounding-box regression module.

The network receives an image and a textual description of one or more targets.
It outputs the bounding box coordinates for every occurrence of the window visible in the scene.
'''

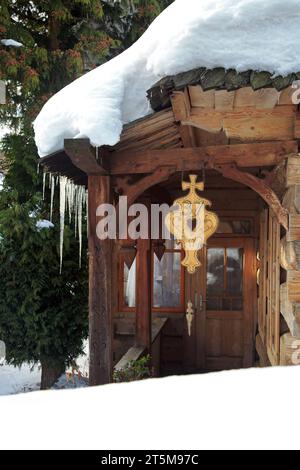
[119,252,136,311]
[152,238,184,312]
[206,247,243,311]
[216,218,253,235]
[118,237,185,313]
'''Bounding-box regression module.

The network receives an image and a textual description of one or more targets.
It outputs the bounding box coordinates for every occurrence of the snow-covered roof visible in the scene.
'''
[34,0,300,157]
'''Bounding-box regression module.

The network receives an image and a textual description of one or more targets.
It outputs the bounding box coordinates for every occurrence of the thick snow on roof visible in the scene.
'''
[1,367,300,450]
[34,0,300,157]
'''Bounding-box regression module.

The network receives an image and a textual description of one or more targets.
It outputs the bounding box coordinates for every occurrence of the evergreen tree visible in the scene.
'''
[0,0,173,388]
[0,193,89,388]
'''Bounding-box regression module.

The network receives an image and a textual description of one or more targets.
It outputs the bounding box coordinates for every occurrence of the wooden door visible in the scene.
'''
[194,238,256,371]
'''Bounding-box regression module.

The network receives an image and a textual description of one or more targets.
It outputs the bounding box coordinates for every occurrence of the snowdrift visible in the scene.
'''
[0,367,299,450]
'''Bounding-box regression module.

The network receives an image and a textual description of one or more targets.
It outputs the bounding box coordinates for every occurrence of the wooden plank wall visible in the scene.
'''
[257,209,281,366]
[257,154,300,368]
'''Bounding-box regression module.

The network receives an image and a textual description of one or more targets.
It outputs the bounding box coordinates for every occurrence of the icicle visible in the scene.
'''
[69,182,74,223]
[50,175,55,222]
[59,176,67,273]
[50,175,88,272]
[74,187,78,238]
[65,180,71,223]
[42,172,46,200]
[78,186,84,268]
[86,190,89,238]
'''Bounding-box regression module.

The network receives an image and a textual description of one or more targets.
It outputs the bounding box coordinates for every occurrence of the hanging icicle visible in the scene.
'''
[65,179,73,224]
[77,186,85,268]
[86,190,89,239]
[74,185,79,238]
[42,171,87,272]
[42,172,47,200]
[50,175,55,222]
[59,176,67,274]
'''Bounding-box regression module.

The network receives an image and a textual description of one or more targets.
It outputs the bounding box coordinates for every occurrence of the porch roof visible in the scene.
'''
[35,0,300,159]
[40,74,300,185]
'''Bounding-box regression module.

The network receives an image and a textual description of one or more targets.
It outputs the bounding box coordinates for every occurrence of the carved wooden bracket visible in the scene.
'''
[214,163,289,230]
[116,166,177,206]
[114,166,176,244]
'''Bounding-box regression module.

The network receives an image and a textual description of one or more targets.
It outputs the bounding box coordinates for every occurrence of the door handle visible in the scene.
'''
[199,294,207,312]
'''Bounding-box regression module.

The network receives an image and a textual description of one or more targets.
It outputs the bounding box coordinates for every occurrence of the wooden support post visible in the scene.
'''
[135,238,152,350]
[88,175,112,386]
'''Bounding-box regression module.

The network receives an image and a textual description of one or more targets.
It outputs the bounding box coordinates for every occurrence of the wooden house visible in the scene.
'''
[40,66,300,385]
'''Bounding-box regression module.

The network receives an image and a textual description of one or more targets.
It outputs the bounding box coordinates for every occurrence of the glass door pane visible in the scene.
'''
[153,252,181,308]
[206,247,244,311]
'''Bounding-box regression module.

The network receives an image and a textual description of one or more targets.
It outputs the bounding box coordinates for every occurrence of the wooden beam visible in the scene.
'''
[182,105,296,141]
[294,108,300,139]
[135,238,151,350]
[286,154,300,187]
[171,90,190,121]
[214,164,288,229]
[287,271,300,303]
[88,175,113,386]
[171,91,196,148]
[255,334,271,367]
[280,332,300,366]
[65,139,108,175]
[215,90,235,111]
[188,86,215,108]
[109,141,298,176]
[280,283,300,337]
[287,214,300,242]
[283,185,300,213]
[263,161,287,200]
[281,237,300,271]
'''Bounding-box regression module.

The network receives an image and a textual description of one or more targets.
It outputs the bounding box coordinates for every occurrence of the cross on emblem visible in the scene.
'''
[182,174,204,194]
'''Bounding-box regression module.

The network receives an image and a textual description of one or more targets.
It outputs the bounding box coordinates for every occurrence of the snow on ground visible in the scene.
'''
[34,0,300,157]
[0,363,41,396]
[0,363,88,395]
[0,366,300,450]
[0,342,89,395]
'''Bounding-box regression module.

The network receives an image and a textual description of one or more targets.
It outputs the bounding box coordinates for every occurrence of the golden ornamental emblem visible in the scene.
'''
[165,175,219,274]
